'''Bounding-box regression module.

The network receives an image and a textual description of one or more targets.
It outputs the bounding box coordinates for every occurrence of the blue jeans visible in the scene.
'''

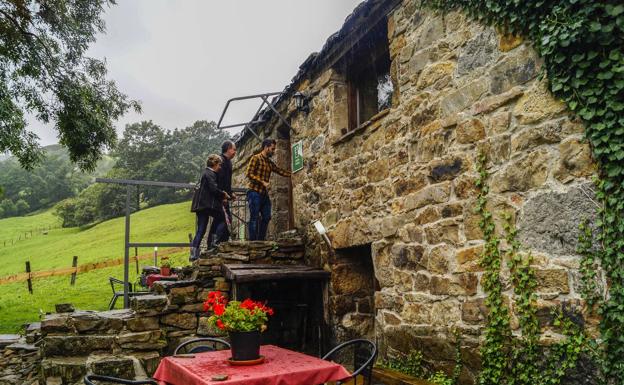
[247,191,271,241]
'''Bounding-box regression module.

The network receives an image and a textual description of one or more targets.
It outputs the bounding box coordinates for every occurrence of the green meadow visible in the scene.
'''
[0,201,196,333]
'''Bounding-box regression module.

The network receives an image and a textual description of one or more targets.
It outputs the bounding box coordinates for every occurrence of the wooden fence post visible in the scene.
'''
[70,256,78,285]
[26,261,33,294]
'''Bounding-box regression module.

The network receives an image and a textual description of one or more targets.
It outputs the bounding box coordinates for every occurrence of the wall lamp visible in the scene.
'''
[293,91,310,114]
[313,220,334,255]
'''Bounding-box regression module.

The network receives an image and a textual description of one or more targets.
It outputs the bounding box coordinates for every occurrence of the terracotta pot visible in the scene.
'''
[229,330,261,361]
[160,267,171,276]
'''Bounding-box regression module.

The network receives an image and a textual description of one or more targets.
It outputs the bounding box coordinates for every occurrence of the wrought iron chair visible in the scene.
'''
[108,277,151,310]
[173,337,231,355]
[322,339,378,385]
[84,374,158,385]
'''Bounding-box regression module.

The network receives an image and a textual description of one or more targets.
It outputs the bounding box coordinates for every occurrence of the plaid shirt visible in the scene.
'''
[246,152,291,193]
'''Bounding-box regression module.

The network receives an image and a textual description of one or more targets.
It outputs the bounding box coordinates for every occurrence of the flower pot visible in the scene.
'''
[160,267,171,276]
[229,330,261,361]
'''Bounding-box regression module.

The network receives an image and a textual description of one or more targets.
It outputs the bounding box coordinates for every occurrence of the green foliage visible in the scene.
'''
[475,152,511,385]
[423,0,624,381]
[379,332,462,383]
[504,214,539,385]
[0,0,140,171]
[0,145,113,218]
[378,350,428,378]
[205,292,274,333]
[429,371,454,385]
[577,219,603,311]
[159,258,171,268]
[542,308,589,385]
[473,153,589,385]
[54,120,230,227]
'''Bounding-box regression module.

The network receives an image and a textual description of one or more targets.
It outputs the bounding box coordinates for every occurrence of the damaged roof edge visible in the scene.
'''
[234,0,401,147]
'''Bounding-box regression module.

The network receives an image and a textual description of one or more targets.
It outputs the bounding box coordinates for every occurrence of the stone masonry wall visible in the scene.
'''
[232,1,598,383]
[24,239,304,385]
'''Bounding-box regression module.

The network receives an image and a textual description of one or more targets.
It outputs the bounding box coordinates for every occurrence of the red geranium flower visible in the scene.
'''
[204,291,274,333]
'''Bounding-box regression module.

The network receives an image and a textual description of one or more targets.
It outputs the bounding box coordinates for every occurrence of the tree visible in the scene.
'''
[0,199,16,217]
[0,0,140,171]
[14,198,29,214]
[0,145,110,217]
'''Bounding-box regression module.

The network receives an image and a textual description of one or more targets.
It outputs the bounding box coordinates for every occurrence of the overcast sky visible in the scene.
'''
[31,0,362,146]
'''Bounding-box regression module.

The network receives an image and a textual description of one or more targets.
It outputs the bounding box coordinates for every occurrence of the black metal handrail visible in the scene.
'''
[95,178,250,308]
[228,187,249,241]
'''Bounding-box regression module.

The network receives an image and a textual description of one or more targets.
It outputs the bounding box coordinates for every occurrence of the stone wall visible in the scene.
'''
[232,1,598,383]
[0,240,304,385]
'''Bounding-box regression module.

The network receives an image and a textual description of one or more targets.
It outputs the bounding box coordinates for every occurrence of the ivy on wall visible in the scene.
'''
[422,0,624,383]
[474,153,588,385]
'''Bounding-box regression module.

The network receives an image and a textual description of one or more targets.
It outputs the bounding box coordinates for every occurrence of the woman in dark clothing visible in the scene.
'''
[190,154,231,260]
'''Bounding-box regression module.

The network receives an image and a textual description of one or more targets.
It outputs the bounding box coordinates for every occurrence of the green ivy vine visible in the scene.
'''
[504,214,539,385]
[577,219,603,311]
[474,153,589,385]
[475,152,511,385]
[422,0,624,382]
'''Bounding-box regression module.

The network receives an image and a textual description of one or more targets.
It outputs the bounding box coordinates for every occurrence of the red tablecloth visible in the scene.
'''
[146,274,178,288]
[153,345,351,385]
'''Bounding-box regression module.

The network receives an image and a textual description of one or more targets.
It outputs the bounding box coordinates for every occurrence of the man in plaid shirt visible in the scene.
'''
[246,138,291,240]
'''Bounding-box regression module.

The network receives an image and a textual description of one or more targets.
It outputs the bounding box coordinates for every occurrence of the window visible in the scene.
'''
[346,20,393,131]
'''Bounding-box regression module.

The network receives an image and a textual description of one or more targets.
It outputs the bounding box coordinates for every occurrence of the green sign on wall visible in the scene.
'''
[292,140,303,173]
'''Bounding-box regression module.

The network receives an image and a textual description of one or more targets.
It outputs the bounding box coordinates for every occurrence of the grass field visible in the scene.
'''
[0,201,196,333]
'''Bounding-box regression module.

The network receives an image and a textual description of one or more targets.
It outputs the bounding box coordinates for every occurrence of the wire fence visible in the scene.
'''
[1,224,62,248]
[0,247,185,291]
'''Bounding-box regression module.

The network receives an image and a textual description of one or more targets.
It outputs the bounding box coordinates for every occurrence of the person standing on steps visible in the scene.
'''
[245,138,291,241]
[190,154,231,260]
[207,140,236,245]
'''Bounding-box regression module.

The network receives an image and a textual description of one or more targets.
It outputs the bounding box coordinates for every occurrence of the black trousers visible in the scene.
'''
[191,208,225,248]
[207,203,231,244]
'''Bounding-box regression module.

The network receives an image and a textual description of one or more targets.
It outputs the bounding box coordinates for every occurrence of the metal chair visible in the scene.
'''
[108,277,151,310]
[322,339,378,385]
[84,374,158,385]
[174,337,231,355]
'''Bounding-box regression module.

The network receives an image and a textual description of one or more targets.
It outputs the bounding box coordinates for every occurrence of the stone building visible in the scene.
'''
[231,0,597,382]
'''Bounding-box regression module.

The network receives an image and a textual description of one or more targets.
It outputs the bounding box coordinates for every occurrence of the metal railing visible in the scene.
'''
[95,178,250,307]
[228,187,249,241]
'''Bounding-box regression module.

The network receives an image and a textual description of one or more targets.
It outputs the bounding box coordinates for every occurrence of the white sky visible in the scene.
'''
[31,0,362,146]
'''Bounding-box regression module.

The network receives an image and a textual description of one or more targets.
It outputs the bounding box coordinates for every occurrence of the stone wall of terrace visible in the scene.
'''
[0,239,304,385]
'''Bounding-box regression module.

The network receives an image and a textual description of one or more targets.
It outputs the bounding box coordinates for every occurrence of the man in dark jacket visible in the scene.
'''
[190,154,230,260]
[207,140,236,244]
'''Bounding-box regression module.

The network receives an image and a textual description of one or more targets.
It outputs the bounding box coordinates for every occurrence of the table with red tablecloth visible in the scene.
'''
[146,274,178,288]
[153,344,351,385]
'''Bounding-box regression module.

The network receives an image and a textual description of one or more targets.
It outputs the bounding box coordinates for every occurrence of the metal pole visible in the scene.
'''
[123,185,132,308]
[26,261,33,294]
[154,247,158,267]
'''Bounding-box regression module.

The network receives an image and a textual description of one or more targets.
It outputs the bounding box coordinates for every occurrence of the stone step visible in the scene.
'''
[0,335,20,349]
[41,356,88,385]
[5,341,37,353]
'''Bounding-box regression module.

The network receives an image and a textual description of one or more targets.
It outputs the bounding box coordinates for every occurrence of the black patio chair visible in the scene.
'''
[108,277,151,310]
[322,339,377,385]
[173,337,231,355]
[84,374,157,385]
